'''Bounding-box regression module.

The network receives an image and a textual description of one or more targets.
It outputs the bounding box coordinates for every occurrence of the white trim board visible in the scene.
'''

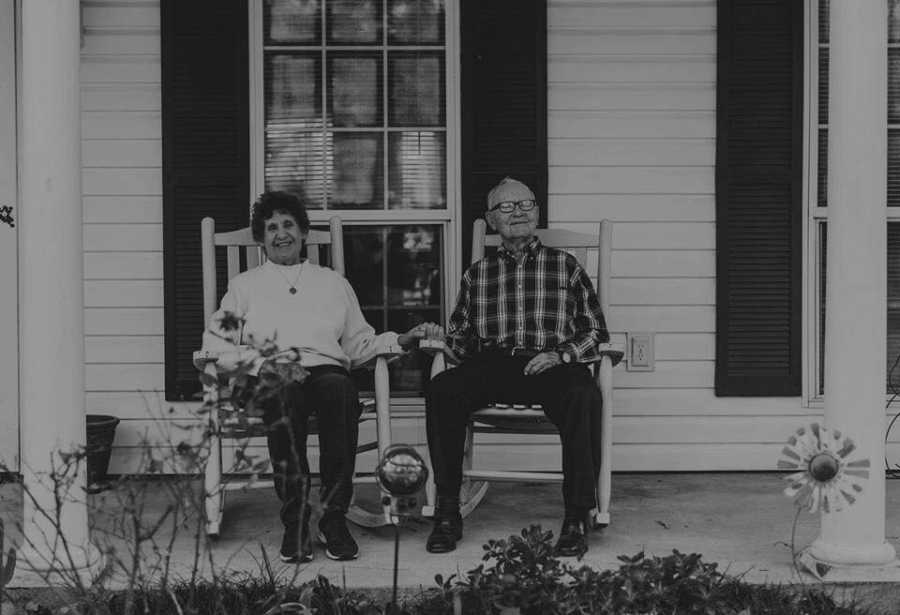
[0,0,19,472]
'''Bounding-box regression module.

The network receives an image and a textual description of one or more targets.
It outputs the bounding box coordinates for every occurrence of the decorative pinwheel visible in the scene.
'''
[778,423,870,513]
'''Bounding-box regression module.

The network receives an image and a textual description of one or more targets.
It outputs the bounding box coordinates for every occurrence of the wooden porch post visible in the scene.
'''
[18,0,98,574]
[807,0,900,579]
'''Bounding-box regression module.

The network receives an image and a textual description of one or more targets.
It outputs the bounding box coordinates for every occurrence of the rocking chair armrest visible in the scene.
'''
[192,347,260,372]
[353,347,406,371]
[418,339,461,381]
[594,342,625,368]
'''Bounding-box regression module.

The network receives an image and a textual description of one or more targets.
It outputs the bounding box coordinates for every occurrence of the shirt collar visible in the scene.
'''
[497,236,542,260]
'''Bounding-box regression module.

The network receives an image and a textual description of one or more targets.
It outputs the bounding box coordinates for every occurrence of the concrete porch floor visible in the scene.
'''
[4,472,900,593]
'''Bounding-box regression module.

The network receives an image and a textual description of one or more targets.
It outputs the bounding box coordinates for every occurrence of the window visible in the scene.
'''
[162,0,544,400]
[252,0,454,394]
[811,0,900,398]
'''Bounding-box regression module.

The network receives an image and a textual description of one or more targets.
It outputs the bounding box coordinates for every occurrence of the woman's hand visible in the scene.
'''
[398,322,444,350]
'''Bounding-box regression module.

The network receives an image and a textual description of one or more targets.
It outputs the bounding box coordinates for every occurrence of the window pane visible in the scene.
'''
[265,54,321,121]
[818,47,828,126]
[328,133,383,208]
[891,49,900,124]
[891,0,900,44]
[818,128,828,207]
[328,54,382,127]
[891,129,900,207]
[265,129,326,205]
[265,0,321,44]
[819,222,900,395]
[890,223,900,392]
[817,221,826,396]
[327,0,381,44]
[388,132,446,209]
[819,0,829,44]
[345,227,385,305]
[343,224,444,394]
[389,52,444,126]
[386,226,441,307]
[362,308,385,331]
[388,0,445,44]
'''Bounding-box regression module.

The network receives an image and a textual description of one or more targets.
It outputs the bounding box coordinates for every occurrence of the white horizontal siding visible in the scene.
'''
[543,0,789,469]
[80,0,804,474]
[83,196,161,223]
[80,1,165,457]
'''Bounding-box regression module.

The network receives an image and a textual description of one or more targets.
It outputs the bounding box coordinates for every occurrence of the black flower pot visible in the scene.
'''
[86,414,120,493]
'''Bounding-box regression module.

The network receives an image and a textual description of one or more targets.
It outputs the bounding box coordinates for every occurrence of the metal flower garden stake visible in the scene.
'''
[779,423,870,514]
[778,423,870,579]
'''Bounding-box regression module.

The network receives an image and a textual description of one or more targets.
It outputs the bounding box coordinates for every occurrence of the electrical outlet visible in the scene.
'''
[627,332,654,372]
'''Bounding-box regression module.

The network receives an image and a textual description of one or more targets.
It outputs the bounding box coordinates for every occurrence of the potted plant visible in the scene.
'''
[85,414,120,493]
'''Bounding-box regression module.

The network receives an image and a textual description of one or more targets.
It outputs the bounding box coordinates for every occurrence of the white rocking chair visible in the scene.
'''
[193,216,395,537]
[422,219,623,528]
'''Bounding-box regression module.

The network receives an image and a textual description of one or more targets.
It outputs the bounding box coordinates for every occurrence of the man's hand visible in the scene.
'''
[398,322,445,350]
[523,351,561,375]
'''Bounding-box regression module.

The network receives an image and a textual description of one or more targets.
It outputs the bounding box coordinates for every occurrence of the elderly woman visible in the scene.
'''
[202,191,440,563]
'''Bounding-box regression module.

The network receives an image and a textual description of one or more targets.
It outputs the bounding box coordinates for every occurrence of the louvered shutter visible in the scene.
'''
[459,0,547,265]
[162,1,250,400]
[715,0,803,396]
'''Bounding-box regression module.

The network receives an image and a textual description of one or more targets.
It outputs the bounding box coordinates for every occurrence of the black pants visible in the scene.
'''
[253,365,362,527]
[425,352,603,513]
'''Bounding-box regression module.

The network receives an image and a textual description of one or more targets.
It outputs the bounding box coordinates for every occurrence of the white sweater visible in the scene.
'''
[202,260,400,372]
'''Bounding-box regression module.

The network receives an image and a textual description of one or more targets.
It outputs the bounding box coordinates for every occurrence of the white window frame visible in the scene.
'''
[804,0,900,406]
[803,0,821,406]
[247,0,462,326]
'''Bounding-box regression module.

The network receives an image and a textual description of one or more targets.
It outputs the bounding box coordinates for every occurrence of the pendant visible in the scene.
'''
[289,287,297,294]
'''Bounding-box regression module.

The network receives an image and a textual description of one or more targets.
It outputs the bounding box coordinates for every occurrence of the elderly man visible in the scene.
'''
[424,177,610,556]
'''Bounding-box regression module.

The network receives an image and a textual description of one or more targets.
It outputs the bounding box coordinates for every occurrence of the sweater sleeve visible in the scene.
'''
[338,276,400,368]
[202,279,247,352]
[200,278,266,373]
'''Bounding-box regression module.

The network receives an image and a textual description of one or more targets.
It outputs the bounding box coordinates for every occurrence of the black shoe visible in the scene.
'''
[280,521,313,563]
[317,512,359,561]
[554,516,588,557]
[426,513,463,554]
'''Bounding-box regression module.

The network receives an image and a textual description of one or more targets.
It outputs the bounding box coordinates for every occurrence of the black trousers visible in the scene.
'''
[425,352,603,513]
[253,365,362,527]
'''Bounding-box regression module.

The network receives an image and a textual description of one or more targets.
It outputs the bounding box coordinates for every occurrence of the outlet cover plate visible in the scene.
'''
[627,332,654,372]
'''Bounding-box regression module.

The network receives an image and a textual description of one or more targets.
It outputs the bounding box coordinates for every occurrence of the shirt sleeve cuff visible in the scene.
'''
[375,331,402,355]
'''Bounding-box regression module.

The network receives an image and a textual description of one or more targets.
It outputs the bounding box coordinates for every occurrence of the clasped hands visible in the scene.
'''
[399,323,561,376]
[398,322,445,350]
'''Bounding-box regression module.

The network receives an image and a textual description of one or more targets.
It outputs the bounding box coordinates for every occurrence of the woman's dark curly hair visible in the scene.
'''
[250,191,311,242]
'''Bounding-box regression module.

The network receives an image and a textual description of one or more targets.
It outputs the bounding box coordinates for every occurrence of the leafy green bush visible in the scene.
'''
[9,524,869,614]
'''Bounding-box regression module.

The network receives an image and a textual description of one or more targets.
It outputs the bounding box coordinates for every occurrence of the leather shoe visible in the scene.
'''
[426,513,463,553]
[554,517,588,557]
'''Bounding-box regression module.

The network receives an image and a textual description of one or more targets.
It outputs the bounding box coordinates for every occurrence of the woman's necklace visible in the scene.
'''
[271,261,304,294]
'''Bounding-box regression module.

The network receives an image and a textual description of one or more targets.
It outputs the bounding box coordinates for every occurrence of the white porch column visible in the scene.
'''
[807,0,898,577]
[18,0,96,573]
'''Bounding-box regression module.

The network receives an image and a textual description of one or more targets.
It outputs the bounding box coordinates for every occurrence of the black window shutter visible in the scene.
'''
[162,1,250,400]
[715,0,803,396]
[460,0,547,265]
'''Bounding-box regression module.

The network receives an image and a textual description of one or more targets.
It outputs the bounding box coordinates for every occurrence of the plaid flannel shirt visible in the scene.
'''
[446,237,609,363]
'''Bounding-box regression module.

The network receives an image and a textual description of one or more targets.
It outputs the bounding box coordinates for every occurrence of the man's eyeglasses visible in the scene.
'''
[488,199,536,213]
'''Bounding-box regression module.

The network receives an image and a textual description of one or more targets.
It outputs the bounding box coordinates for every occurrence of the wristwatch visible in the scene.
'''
[557,350,573,364]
